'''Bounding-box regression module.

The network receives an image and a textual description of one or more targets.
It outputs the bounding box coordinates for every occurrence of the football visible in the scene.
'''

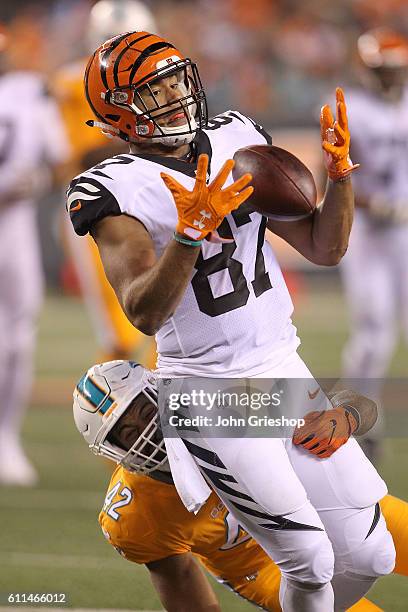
[232,145,317,221]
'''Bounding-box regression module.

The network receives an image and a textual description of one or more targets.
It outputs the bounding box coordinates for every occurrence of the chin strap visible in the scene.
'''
[85,118,197,147]
[152,114,198,148]
[86,120,129,142]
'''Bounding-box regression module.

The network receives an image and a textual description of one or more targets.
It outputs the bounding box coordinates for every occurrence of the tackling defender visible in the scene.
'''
[67,32,395,610]
[73,360,408,612]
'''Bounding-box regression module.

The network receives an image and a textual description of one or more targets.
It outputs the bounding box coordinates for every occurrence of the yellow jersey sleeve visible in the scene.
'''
[380,494,408,577]
[52,60,108,164]
[99,466,202,564]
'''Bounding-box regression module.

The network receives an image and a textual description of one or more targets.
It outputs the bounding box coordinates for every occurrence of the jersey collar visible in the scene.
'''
[128,130,213,178]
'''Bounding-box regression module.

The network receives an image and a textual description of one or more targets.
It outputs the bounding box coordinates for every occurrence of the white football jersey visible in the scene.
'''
[68,111,299,376]
[0,71,69,201]
[347,86,408,206]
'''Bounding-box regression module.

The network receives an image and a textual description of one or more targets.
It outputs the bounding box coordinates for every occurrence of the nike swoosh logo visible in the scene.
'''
[308,388,320,400]
[70,201,82,212]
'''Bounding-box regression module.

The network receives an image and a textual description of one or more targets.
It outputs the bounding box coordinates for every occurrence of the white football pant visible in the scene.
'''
[181,352,395,611]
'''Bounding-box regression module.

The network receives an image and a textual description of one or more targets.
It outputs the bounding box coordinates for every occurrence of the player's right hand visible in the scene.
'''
[161,154,253,241]
[321,87,359,182]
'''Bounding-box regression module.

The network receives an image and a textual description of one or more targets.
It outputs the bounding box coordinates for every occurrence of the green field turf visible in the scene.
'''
[0,277,407,610]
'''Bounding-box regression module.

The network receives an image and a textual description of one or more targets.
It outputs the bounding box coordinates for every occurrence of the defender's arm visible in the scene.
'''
[293,390,378,458]
[146,554,221,612]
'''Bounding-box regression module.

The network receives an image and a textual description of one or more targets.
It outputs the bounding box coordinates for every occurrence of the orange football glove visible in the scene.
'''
[161,154,253,241]
[321,87,359,182]
[292,406,358,458]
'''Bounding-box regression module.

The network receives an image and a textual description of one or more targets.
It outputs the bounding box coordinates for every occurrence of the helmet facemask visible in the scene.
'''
[107,59,207,147]
[93,383,169,474]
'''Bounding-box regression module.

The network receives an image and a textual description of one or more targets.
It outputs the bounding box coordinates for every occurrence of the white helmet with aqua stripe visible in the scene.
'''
[73,360,168,474]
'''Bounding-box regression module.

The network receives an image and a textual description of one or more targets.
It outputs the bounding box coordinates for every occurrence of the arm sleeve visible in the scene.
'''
[66,174,122,236]
[99,510,190,565]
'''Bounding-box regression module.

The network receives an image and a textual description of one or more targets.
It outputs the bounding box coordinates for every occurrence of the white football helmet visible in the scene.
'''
[87,0,158,52]
[358,28,408,69]
[73,360,168,474]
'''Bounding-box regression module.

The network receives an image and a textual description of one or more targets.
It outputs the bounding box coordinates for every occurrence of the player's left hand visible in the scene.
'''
[161,154,253,242]
[320,87,360,182]
[292,405,359,458]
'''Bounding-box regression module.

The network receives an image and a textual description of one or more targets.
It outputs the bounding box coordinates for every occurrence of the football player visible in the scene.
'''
[0,22,69,486]
[73,360,408,612]
[340,28,408,462]
[53,0,157,364]
[66,32,395,611]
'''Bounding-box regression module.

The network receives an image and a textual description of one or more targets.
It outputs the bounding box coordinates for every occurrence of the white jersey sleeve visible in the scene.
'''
[67,155,133,236]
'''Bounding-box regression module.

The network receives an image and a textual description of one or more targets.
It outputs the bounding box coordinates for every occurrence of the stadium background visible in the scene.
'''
[1,0,408,610]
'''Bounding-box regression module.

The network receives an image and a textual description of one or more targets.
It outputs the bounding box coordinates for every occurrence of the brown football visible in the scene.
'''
[232,145,317,220]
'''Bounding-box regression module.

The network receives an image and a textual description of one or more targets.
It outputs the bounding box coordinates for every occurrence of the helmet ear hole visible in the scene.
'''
[105,114,120,122]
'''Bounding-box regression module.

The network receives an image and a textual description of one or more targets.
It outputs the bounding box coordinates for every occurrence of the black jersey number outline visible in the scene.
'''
[206,114,235,131]
[191,204,272,317]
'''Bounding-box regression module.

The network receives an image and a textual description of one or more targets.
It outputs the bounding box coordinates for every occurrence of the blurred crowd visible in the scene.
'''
[2,0,408,126]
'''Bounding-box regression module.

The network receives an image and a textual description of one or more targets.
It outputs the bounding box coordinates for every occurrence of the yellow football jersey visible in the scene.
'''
[53,59,107,164]
[99,465,280,611]
[99,467,401,611]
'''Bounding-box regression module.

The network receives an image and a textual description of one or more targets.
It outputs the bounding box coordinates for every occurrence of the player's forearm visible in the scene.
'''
[311,177,354,265]
[147,555,221,612]
[328,389,378,436]
[123,240,200,336]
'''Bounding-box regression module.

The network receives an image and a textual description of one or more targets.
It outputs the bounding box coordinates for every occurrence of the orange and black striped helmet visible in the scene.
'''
[84,31,207,146]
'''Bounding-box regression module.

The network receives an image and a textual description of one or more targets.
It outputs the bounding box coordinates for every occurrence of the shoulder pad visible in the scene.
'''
[206,110,272,144]
[234,111,272,144]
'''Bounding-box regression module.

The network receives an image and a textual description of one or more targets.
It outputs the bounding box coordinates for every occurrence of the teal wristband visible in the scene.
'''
[173,232,202,247]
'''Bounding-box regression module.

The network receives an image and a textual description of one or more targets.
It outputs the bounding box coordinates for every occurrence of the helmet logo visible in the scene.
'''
[112,91,129,104]
[156,55,181,70]
[137,124,150,136]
